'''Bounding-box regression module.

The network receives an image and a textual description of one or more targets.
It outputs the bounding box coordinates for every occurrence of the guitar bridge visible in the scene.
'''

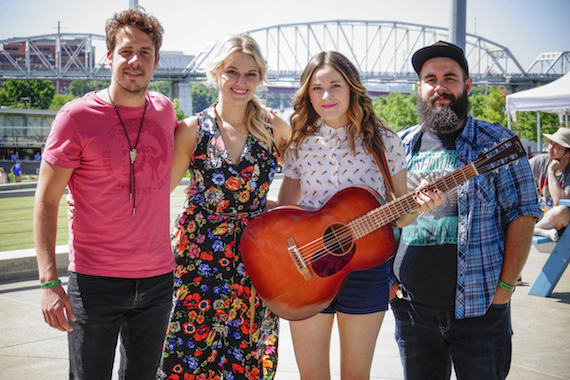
[286,237,313,281]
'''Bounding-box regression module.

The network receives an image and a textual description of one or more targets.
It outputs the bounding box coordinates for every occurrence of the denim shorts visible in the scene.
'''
[321,261,389,314]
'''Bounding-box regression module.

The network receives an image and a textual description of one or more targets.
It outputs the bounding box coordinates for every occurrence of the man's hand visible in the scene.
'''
[41,285,76,332]
[491,285,513,305]
[389,282,403,301]
[548,155,570,173]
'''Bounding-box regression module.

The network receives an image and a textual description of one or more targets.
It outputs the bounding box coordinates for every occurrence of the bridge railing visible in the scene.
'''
[1,22,567,85]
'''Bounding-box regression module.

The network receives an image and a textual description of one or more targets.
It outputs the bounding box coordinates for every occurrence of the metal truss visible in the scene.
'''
[525,51,570,75]
[0,33,108,79]
[1,22,567,87]
[185,20,566,86]
[0,32,192,81]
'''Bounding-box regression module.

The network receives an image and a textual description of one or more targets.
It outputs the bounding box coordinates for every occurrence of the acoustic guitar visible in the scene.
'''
[240,135,527,320]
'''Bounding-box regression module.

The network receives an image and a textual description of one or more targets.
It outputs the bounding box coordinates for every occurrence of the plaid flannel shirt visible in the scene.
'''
[398,115,541,319]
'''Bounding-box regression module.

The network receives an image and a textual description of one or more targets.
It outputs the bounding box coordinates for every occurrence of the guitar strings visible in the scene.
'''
[297,194,418,263]
[293,139,519,264]
[294,160,484,264]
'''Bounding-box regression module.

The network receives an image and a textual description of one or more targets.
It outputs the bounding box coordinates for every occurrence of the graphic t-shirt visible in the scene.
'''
[43,91,177,278]
[392,128,460,310]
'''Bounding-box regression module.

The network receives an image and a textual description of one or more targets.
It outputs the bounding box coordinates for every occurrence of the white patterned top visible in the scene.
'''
[283,122,406,207]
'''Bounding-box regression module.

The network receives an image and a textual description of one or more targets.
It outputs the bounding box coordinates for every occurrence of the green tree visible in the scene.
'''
[469,86,507,126]
[469,85,488,96]
[49,94,77,110]
[373,92,418,132]
[148,81,170,96]
[256,91,280,110]
[515,111,559,144]
[0,88,8,106]
[191,82,218,114]
[0,79,55,109]
[173,98,187,120]
[68,80,111,97]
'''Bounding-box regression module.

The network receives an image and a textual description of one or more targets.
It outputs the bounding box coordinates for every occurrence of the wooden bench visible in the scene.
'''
[528,199,570,297]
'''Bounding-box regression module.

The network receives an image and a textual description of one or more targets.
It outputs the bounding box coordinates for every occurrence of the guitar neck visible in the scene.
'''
[350,162,479,239]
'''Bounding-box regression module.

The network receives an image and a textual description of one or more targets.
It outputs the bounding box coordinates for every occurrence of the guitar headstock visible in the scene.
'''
[475,135,526,175]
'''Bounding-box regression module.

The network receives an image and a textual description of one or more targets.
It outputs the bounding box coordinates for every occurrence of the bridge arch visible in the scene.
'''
[186,20,546,86]
[1,21,567,115]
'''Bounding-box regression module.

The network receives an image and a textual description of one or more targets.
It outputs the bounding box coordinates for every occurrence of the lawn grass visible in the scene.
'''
[0,195,69,251]
[0,185,187,253]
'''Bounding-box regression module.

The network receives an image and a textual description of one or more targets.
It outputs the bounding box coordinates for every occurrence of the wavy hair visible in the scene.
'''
[205,34,275,148]
[289,51,389,157]
[106,6,163,63]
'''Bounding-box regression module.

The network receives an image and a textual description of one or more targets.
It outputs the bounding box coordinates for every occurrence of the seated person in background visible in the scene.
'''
[530,128,570,242]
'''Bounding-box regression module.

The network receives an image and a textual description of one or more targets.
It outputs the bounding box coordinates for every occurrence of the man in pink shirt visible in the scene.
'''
[33,7,177,379]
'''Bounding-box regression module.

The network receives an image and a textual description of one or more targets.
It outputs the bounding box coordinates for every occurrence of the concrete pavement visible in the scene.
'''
[1,242,569,379]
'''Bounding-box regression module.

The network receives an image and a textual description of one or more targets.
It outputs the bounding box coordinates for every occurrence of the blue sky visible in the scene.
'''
[0,0,568,70]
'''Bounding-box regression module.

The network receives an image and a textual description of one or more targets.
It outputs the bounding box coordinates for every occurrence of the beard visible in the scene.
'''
[417,89,470,133]
[113,68,150,99]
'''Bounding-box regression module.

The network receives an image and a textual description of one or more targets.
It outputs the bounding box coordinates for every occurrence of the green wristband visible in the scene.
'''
[498,280,515,292]
[407,211,418,215]
[41,279,62,289]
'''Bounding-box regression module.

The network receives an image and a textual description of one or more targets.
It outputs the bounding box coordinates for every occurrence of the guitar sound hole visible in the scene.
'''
[323,223,353,255]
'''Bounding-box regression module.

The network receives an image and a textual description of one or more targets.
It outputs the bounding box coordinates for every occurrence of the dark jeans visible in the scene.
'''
[67,271,173,380]
[391,299,512,380]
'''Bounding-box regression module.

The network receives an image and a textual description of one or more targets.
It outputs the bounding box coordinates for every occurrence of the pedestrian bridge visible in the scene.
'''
[1,20,568,114]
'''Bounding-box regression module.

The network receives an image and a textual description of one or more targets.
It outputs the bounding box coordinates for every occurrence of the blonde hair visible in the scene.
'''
[206,34,275,148]
[289,51,389,157]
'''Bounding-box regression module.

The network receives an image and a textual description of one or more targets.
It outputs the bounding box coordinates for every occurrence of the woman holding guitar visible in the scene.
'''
[277,51,443,379]
[157,34,290,380]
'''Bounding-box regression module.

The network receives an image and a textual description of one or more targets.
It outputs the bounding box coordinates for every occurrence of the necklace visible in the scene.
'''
[107,87,147,217]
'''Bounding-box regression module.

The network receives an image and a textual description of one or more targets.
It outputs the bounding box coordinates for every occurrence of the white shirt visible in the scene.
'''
[283,123,406,207]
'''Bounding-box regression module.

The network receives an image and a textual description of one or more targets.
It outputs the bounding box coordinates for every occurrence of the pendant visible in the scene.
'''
[130,149,137,164]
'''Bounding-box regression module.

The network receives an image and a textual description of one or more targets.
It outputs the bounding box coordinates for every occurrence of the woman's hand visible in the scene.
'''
[66,193,75,221]
[411,180,446,213]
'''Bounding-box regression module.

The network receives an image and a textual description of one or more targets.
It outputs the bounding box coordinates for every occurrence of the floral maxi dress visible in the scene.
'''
[158,106,280,380]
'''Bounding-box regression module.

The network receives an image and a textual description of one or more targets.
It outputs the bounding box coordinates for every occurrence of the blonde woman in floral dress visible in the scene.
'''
[157,34,290,380]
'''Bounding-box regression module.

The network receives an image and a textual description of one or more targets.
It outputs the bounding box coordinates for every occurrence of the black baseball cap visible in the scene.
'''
[412,41,469,76]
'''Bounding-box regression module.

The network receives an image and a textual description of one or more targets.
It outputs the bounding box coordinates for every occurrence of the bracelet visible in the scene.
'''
[40,279,62,289]
[407,211,418,215]
[498,280,515,292]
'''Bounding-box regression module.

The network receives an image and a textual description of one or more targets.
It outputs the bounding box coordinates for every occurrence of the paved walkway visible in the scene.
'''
[1,176,569,379]
[1,243,569,379]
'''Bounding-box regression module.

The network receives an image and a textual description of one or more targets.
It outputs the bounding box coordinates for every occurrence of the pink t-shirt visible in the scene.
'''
[43,91,177,278]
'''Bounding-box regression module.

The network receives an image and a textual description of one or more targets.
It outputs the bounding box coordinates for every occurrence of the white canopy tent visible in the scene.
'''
[507,72,570,151]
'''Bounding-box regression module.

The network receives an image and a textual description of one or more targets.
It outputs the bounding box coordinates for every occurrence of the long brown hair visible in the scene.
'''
[289,51,389,157]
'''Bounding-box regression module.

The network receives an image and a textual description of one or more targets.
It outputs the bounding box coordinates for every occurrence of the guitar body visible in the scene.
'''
[240,186,398,321]
[241,135,527,321]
